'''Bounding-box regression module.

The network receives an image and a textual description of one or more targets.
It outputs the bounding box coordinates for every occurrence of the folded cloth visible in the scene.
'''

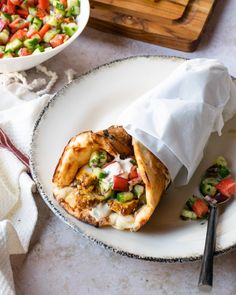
[118,59,236,184]
[0,74,53,295]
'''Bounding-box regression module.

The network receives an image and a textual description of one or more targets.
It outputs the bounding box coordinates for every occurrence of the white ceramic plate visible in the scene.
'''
[30,56,236,262]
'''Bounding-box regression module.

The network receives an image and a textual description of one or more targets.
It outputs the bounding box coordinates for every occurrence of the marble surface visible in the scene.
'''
[11,0,236,294]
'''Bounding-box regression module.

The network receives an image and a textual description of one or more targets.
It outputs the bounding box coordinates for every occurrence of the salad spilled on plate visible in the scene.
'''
[181,156,236,220]
[0,0,80,58]
[52,126,171,231]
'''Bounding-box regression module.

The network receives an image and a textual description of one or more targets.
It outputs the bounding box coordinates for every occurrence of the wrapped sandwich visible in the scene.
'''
[53,126,170,231]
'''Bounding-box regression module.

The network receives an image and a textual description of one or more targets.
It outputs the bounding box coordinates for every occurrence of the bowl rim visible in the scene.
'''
[0,0,90,62]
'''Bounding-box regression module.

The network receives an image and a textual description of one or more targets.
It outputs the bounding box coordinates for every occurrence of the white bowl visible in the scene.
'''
[0,0,90,73]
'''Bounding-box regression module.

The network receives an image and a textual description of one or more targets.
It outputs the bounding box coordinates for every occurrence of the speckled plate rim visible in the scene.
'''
[29,55,236,263]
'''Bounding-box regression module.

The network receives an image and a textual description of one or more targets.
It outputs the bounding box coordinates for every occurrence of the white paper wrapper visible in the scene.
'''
[117,58,236,184]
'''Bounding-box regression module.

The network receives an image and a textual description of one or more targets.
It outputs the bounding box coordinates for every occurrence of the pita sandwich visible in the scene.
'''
[52,126,170,231]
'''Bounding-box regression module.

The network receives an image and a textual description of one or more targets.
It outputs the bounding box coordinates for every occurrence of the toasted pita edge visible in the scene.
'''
[131,139,171,231]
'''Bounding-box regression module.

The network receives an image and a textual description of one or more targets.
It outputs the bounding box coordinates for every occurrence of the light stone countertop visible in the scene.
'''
[11,0,236,294]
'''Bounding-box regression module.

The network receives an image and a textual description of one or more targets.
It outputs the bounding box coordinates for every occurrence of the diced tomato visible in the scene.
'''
[26,0,36,6]
[7,0,15,14]
[18,47,32,56]
[10,0,22,5]
[16,7,28,18]
[60,0,67,8]
[50,34,66,48]
[9,18,29,31]
[36,7,47,19]
[1,4,8,13]
[39,23,50,38]
[10,28,27,41]
[128,166,138,180]
[0,52,4,58]
[216,178,236,197]
[26,28,37,38]
[192,199,209,218]
[113,176,129,192]
[0,20,7,32]
[38,0,49,10]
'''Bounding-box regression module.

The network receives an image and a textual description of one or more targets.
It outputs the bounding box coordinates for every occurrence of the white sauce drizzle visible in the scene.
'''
[103,156,134,181]
[90,203,111,221]
[109,213,135,230]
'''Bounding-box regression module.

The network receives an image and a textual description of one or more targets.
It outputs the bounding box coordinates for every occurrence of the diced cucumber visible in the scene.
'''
[99,179,111,195]
[215,156,230,178]
[116,192,134,203]
[55,8,66,17]
[103,189,114,200]
[0,45,5,54]
[52,0,66,16]
[180,209,197,220]
[0,12,11,23]
[32,48,41,55]
[66,6,80,17]
[67,0,80,16]
[61,22,78,36]
[28,7,38,16]
[45,15,59,27]
[218,166,230,178]
[5,38,23,52]
[186,195,197,210]
[53,0,65,11]
[27,14,34,24]
[92,167,107,179]
[37,44,45,51]
[133,185,144,198]
[33,45,45,55]
[3,52,13,58]
[67,0,80,9]
[200,178,218,196]
[11,15,20,22]
[89,150,107,168]
[33,47,45,55]
[32,17,43,31]
[24,37,40,50]
[43,29,58,43]
[0,29,9,45]
[215,156,228,167]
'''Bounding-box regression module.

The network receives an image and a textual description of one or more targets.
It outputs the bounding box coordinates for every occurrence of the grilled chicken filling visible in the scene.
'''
[65,150,146,217]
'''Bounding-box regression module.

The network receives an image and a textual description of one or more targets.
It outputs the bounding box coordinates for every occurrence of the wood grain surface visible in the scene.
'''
[88,0,217,52]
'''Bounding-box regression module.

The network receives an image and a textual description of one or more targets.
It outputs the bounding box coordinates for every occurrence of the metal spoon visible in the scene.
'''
[198,194,230,291]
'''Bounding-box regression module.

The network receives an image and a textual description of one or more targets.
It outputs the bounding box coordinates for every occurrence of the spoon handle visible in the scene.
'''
[198,205,217,291]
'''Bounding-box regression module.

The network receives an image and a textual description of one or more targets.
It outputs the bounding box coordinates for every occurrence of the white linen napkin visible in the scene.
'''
[118,59,236,184]
[0,69,56,295]
[0,67,77,295]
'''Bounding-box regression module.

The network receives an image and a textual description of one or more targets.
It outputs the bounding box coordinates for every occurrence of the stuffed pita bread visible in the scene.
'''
[52,126,170,231]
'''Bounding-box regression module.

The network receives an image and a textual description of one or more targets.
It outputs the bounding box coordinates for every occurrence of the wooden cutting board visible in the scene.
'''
[88,0,217,52]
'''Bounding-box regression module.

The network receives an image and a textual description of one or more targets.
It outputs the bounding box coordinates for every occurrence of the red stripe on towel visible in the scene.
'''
[0,128,30,170]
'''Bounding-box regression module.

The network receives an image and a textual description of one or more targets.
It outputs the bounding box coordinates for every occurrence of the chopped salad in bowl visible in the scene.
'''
[0,0,89,72]
[0,0,80,57]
